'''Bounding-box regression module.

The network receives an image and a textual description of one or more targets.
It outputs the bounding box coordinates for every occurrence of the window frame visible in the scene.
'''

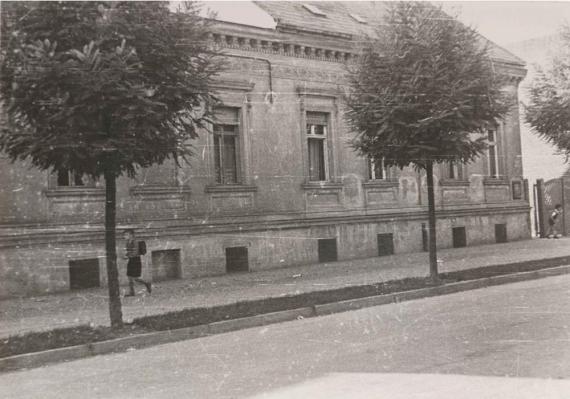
[207,81,255,190]
[212,106,242,185]
[445,161,464,180]
[51,169,96,189]
[368,157,389,181]
[297,87,340,186]
[306,111,330,182]
[487,128,501,179]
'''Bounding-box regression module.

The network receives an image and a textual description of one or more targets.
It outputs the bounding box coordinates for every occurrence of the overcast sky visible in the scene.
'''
[441,1,570,45]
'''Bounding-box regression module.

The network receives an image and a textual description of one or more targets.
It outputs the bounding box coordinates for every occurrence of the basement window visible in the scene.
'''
[349,13,367,24]
[303,4,326,17]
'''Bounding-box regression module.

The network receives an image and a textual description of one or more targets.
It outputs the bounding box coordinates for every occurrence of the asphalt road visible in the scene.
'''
[1,274,570,398]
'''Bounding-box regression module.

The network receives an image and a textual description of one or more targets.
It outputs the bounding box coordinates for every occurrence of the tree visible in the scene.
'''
[0,2,221,327]
[526,26,570,159]
[346,2,508,281]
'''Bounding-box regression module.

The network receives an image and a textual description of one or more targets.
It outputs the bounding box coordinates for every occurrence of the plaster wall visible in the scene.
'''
[0,210,530,298]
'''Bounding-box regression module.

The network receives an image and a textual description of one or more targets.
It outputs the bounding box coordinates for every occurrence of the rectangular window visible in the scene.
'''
[452,227,467,248]
[69,258,100,290]
[495,223,507,243]
[487,129,500,178]
[226,246,249,273]
[446,161,464,180]
[306,112,328,181]
[57,169,92,187]
[377,233,394,256]
[512,181,523,200]
[318,238,338,262]
[214,107,240,184]
[368,157,386,180]
[151,249,181,281]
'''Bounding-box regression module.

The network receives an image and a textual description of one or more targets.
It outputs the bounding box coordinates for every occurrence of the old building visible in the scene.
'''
[0,2,529,297]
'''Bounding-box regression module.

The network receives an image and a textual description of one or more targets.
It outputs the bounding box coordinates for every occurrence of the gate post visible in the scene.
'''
[562,178,567,236]
[535,179,545,238]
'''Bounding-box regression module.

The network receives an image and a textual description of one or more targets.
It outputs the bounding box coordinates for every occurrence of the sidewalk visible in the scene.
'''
[1,237,569,339]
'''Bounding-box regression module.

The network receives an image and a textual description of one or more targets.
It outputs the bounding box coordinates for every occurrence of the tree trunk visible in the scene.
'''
[104,168,123,328]
[425,161,439,281]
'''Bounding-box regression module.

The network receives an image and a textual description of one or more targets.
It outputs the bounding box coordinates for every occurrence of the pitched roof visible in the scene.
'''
[253,1,524,66]
[254,1,384,37]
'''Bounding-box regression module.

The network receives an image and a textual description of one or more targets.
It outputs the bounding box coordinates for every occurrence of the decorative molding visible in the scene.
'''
[211,79,255,92]
[208,189,256,215]
[205,184,258,193]
[483,177,510,186]
[209,29,524,84]
[484,178,510,203]
[211,32,357,64]
[277,23,354,40]
[44,188,105,200]
[302,182,343,210]
[363,179,399,208]
[440,179,470,187]
[0,204,531,249]
[130,185,191,197]
[442,184,469,203]
[302,182,343,191]
[365,189,399,207]
[296,85,341,98]
[363,179,399,189]
[224,57,347,85]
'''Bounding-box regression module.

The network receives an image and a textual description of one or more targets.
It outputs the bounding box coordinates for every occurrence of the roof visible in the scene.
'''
[254,1,385,37]
[253,1,525,66]
[197,1,276,29]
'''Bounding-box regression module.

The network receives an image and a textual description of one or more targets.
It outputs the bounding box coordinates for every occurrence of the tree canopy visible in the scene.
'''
[345,2,511,280]
[526,26,570,158]
[0,1,222,328]
[346,1,508,170]
[0,1,221,179]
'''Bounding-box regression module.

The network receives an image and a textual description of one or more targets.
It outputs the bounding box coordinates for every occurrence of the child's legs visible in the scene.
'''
[128,276,136,294]
[133,277,147,285]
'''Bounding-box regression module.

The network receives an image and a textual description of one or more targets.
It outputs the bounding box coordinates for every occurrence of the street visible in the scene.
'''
[1,274,569,398]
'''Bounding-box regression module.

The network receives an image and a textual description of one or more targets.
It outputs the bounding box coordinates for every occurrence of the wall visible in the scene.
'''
[0,210,530,298]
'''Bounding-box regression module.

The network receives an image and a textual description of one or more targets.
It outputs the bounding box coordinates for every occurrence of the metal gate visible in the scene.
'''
[535,178,566,237]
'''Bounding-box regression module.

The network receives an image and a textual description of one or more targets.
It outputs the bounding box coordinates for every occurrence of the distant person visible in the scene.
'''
[547,204,563,238]
[123,229,152,296]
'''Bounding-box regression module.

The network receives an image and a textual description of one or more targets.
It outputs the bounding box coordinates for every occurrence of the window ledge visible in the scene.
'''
[130,185,191,196]
[205,184,258,193]
[363,179,399,188]
[483,177,509,186]
[440,179,470,187]
[44,188,104,198]
[302,182,343,190]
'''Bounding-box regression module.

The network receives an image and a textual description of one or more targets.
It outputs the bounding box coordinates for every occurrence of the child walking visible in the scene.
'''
[547,204,563,238]
[123,229,152,296]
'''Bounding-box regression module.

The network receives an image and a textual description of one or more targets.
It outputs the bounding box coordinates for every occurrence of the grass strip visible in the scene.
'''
[2,257,568,359]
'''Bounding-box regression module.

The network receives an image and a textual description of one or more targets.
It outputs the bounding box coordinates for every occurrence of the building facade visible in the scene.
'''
[0,2,529,297]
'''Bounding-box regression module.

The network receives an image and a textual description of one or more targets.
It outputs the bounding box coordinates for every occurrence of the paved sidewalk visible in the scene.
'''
[1,237,568,339]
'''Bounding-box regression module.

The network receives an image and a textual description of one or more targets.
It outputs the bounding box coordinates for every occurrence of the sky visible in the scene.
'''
[440,1,570,46]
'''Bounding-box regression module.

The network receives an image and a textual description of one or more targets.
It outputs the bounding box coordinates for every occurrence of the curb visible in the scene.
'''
[315,264,570,315]
[2,264,570,373]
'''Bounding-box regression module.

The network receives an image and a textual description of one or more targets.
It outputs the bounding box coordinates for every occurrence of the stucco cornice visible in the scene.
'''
[210,22,526,79]
[0,204,530,249]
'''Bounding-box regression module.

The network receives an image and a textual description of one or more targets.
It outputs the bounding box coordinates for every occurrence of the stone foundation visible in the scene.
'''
[0,208,530,298]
